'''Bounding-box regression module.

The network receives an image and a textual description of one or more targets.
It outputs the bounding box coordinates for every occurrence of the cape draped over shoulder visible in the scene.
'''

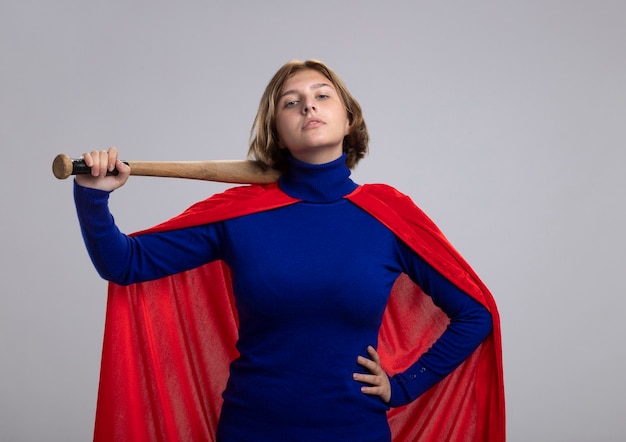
[93,182,505,442]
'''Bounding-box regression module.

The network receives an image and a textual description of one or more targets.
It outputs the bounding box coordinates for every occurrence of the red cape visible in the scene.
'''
[93,183,505,441]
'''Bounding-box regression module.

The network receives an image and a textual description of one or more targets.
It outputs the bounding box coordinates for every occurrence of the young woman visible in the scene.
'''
[74,60,504,441]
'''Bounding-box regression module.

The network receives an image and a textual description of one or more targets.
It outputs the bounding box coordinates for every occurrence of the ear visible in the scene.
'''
[344,115,351,136]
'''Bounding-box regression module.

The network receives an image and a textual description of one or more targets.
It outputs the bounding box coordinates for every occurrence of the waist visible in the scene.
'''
[217,394,390,442]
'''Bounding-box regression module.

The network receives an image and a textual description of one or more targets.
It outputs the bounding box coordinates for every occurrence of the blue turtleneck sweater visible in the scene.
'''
[74,154,492,441]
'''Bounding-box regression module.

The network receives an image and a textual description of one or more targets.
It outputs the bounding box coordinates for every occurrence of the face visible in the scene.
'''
[275,69,350,164]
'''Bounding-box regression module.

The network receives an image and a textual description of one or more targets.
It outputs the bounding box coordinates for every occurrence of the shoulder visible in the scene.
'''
[134,183,298,235]
[350,184,489,301]
[348,184,433,227]
[185,183,285,210]
[356,183,415,204]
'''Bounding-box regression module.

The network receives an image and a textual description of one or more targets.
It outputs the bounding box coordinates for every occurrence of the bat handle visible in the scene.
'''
[52,154,127,179]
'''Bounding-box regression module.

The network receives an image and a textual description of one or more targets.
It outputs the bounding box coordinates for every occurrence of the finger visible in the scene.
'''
[85,150,104,177]
[97,150,110,177]
[353,372,382,386]
[88,150,103,177]
[360,385,385,396]
[356,371,392,403]
[115,158,130,174]
[356,355,382,374]
[82,152,93,168]
[113,159,131,187]
[367,345,382,365]
[107,146,119,172]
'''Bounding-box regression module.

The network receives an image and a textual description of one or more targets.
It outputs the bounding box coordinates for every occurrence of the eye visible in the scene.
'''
[317,94,329,100]
[284,100,298,108]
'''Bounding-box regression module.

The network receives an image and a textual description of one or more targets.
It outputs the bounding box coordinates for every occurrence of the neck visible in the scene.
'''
[289,146,344,166]
[279,153,358,203]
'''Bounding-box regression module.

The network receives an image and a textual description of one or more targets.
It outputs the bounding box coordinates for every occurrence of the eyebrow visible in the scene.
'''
[279,83,333,99]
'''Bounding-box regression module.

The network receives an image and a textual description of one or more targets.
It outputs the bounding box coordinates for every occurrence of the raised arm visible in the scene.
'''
[72,148,223,285]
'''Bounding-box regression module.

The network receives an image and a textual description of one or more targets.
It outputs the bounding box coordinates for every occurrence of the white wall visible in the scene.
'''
[1,1,624,440]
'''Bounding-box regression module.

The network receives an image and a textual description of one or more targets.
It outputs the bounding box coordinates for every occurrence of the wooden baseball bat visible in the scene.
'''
[51,154,281,184]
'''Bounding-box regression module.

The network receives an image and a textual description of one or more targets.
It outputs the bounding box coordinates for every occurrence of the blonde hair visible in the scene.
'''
[248,60,368,172]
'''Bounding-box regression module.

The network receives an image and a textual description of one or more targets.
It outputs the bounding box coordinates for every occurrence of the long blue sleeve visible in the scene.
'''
[387,242,492,407]
[73,181,220,285]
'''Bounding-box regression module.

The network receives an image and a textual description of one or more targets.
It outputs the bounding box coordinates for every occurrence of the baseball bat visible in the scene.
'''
[51,154,281,184]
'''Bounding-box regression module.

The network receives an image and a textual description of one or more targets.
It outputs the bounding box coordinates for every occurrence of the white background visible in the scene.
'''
[1,1,625,440]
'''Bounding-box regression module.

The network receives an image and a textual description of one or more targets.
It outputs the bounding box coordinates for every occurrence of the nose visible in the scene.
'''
[302,100,315,114]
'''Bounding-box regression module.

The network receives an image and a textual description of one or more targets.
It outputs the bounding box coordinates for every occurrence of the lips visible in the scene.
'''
[303,118,324,129]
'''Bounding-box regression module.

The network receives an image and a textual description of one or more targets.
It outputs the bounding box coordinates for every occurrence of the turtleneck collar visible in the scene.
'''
[279,153,358,203]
